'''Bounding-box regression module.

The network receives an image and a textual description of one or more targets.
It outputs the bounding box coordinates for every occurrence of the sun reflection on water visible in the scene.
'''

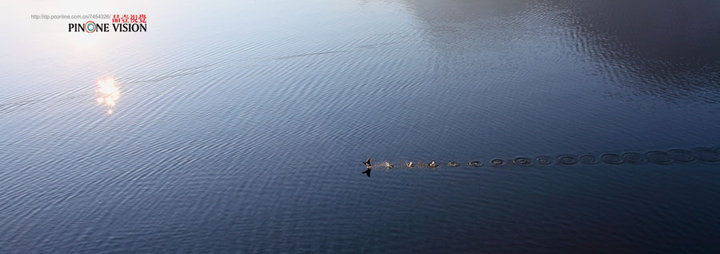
[95,77,120,114]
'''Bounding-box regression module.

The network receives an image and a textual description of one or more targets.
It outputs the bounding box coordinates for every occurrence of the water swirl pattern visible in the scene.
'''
[369,147,720,171]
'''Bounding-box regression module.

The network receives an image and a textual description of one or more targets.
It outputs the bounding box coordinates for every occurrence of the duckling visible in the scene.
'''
[384,161,393,169]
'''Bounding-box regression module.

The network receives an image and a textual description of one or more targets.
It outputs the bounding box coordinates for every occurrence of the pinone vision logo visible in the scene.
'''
[69,14,147,33]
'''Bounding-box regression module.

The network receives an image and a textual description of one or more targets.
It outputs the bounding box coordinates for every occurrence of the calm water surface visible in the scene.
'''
[1,0,719,252]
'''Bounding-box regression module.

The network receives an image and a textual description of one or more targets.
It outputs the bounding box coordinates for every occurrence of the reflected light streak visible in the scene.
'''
[95,77,120,114]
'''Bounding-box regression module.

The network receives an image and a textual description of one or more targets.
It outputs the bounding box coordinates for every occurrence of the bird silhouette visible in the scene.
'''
[362,158,372,177]
[362,168,371,177]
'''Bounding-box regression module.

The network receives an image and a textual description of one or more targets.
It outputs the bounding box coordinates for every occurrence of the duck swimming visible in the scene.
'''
[362,158,372,177]
[429,161,437,168]
[385,161,393,169]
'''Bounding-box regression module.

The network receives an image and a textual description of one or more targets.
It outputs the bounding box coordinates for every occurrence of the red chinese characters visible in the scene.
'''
[112,14,147,23]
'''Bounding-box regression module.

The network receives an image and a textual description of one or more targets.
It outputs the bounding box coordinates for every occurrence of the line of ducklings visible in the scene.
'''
[375,147,720,170]
[381,160,486,170]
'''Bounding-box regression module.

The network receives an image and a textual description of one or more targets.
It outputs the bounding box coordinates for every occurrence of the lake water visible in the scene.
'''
[1,0,719,252]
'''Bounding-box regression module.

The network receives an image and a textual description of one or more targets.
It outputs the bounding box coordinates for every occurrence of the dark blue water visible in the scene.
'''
[1,0,719,252]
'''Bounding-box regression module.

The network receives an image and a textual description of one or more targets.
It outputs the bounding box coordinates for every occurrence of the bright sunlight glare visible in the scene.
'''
[95,77,120,114]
